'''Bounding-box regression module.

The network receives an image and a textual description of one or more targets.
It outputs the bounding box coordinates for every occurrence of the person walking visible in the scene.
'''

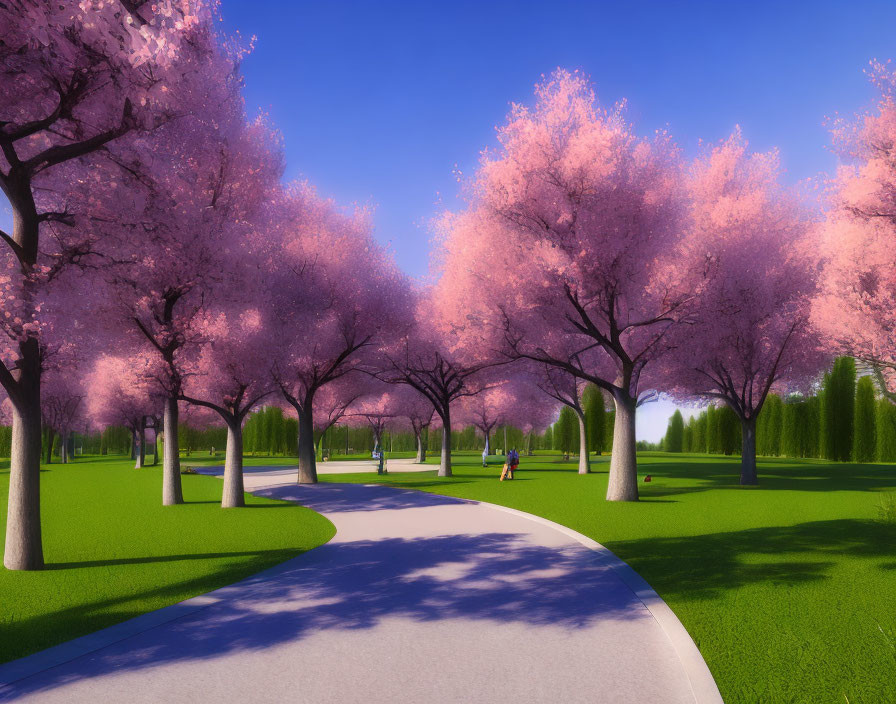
[507,447,520,480]
[510,447,518,479]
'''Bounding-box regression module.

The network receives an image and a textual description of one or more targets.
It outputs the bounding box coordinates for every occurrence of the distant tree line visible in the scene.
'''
[545,385,612,456]
[662,357,895,462]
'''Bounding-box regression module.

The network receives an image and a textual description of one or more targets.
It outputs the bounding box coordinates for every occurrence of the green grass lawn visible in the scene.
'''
[322,451,896,704]
[0,456,335,664]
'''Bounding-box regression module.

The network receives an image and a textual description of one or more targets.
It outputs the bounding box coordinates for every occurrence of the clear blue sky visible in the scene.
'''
[216,0,895,440]
[220,0,895,279]
[4,1,895,440]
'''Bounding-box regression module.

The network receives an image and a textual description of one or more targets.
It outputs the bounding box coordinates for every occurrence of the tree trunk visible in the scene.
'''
[606,394,638,501]
[130,428,137,460]
[576,409,590,475]
[162,396,183,505]
[4,386,44,570]
[4,188,47,569]
[135,425,145,469]
[153,427,159,465]
[740,415,758,486]
[45,428,54,465]
[439,407,452,477]
[503,426,508,455]
[222,420,245,508]
[60,431,69,464]
[415,430,426,463]
[297,408,318,484]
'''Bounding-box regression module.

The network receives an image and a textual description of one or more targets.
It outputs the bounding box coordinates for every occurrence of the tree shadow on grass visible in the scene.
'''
[0,546,311,667]
[606,519,896,603]
[46,549,299,570]
[636,459,896,497]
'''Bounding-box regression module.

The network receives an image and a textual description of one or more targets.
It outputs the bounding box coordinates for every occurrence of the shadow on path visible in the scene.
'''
[2,525,641,701]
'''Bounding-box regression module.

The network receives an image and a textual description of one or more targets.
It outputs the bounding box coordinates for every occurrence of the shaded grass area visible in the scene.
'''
[323,451,896,704]
[0,456,335,664]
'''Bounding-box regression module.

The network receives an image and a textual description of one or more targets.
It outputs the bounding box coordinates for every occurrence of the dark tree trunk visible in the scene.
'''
[740,415,758,486]
[162,396,183,505]
[60,431,69,464]
[606,393,638,501]
[4,357,44,570]
[222,419,245,507]
[130,428,137,460]
[297,408,318,484]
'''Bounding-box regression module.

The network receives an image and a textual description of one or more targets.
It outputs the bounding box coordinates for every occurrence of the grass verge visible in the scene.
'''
[0,455,334,664]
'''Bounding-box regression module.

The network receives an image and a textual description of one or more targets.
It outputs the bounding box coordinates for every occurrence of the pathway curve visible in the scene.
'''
[0,465,722,703]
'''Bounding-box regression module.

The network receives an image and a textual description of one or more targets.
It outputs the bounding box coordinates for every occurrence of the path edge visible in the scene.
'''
[466,496,725,704]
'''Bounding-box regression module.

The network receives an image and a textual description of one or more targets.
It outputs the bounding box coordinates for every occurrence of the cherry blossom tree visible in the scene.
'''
[312,377,367,456]
[515,392,557,457]
[41,370,85,465]
[85,352,164,469]
[436,70,693,500]
[0,0,241,568]
[266,184,411,484]
[348,389,405,473]
[455,372,538,459]
[814,61,896,399]
[376,292,494,477]
[664,132,825,484]
[103,113,282,505]
[530,365,593,474]
[398,390,435,463]
[179,306,272,508]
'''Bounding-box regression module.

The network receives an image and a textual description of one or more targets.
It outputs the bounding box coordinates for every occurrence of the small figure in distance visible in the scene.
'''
[507,447,520,480]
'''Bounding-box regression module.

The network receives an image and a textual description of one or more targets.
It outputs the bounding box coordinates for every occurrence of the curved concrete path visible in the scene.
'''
[0,466,723,704]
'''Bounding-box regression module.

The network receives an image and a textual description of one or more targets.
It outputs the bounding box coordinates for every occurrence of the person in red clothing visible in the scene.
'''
[507,447,520,479]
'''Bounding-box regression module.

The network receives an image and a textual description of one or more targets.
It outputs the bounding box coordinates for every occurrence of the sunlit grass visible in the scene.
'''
[324,450,896,704]
[0,456,335,663]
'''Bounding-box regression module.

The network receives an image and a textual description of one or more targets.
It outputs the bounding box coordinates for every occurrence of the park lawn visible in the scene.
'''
[0,456,335,664]
[324,451,896,704]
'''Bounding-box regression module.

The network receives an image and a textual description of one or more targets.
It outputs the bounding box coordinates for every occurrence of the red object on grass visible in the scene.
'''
[643,475,652,483]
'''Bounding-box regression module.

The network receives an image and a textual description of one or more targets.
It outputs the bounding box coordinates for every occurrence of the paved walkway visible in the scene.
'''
[0,465,722,703]
[315,456,434,474]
